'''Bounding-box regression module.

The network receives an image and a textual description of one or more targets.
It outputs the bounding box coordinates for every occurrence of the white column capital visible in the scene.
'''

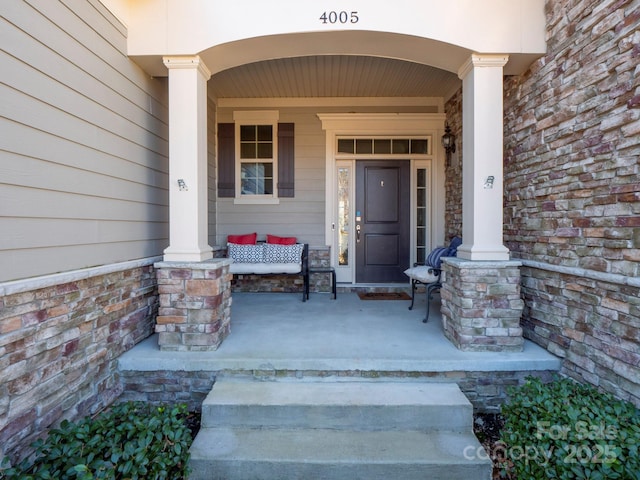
[163,55,212,80]
[458,54,509,80]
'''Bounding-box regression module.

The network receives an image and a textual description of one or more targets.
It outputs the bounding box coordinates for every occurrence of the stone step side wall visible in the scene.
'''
[118,368,557,414]
[119,370,217,413]
[521,263,640,407]
[0,260,158,464]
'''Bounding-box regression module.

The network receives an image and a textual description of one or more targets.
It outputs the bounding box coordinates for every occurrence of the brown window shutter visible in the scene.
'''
[278,123,295,197]
[217,123,235,197]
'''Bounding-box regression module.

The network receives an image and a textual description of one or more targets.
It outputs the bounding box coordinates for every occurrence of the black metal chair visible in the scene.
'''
[404,237,462,323]
[406,265,442,323]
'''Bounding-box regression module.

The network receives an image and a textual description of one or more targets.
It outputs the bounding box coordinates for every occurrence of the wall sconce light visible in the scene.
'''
[441,123,456,166]
[484,175,495,189]
[177,179,188,191]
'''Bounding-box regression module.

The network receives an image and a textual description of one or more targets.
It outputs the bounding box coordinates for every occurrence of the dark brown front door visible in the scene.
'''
[355,160,410,283]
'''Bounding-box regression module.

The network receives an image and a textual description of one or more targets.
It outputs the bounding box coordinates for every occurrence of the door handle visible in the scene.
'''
[356,224,361,243]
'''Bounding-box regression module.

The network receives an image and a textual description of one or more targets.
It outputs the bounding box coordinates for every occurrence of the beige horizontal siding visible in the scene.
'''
[0,241,167,283]
[0,0,169,282]
[1,117,167,196]
[0,217,168,248]
[0,148,167,206]
[0,183,167,222]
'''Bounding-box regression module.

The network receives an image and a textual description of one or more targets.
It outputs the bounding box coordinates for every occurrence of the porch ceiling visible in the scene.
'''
[208,55,461,100]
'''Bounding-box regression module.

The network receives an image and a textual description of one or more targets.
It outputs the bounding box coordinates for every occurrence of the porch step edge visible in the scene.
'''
[189,427,492,480]
[118,334,563,373]
[201,380,473,431]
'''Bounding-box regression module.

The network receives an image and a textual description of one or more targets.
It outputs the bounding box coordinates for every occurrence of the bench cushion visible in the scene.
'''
[228,243,264,263]
[404,266,439,283]
[264,243,304,263]
[227,242,304,276]
[229,262,302,275]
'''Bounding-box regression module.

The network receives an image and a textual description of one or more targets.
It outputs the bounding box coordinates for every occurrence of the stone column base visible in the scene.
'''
[441,258,524,352]
[154,259,232,351]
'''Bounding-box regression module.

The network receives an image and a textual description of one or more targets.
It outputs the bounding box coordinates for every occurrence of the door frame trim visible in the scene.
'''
[319,113,447,282]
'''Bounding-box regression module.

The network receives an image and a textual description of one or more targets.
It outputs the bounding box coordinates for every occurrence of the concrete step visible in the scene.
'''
[190,380,492,480]
[189,427,491,480]
[201,380,473,432]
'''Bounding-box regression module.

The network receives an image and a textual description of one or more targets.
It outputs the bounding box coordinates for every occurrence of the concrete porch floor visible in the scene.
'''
[119,292,561,374]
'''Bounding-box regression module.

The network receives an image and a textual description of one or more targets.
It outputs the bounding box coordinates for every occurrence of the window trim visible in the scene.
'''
[233,111,280,204]
[336,136,432,157]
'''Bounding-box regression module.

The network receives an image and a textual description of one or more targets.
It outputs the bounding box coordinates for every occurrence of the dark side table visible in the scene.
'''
[308,267,336,299]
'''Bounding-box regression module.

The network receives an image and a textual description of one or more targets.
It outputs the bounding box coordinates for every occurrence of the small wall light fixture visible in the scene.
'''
[441,123,456,166]
[484,175,495,189]
[177,179,188,191]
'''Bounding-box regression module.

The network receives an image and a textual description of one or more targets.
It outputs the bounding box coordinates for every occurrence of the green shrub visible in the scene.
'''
[500,376,640,480]
[0,402,192,480]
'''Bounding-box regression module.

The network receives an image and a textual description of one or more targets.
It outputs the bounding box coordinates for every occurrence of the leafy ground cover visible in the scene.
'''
[0,402,193,480]
[499,376,640,480]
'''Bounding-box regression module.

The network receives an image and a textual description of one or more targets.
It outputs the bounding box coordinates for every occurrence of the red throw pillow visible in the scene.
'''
[266,234,297,245]
[227,232,257,245]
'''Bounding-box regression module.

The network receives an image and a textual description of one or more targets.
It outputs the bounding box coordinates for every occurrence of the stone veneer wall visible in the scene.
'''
[309,246,332,292]
[119,368,557,414]
[444,88,463,241]
[441,259,525,352]
[503,0,639,406]
[519,264,639,406]
[0,259,159,464]
[155,260,232,351]
[120,371,218,413]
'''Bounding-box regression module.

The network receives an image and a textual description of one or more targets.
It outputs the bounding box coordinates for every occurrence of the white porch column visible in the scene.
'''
[457,54,510,261]
[162,56,213,262]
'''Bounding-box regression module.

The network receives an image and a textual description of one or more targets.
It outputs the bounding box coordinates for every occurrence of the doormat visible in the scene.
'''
[358,292,411,301]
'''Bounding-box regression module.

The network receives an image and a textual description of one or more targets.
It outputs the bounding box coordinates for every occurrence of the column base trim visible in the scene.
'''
[163,246,214,262]
[456,244,510,261]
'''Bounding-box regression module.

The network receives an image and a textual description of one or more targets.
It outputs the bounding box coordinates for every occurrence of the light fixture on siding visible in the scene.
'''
[441,123,456,167]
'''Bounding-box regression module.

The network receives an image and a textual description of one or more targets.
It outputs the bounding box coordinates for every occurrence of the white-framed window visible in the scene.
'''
[233,111,279,204]
[413,161,431,265]
[337,137,430,156]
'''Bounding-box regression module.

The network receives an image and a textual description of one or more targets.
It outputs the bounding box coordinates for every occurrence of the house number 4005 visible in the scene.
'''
[319,11,359,24]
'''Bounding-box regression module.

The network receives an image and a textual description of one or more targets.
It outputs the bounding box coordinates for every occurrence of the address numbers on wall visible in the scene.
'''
[319,11,359,24]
